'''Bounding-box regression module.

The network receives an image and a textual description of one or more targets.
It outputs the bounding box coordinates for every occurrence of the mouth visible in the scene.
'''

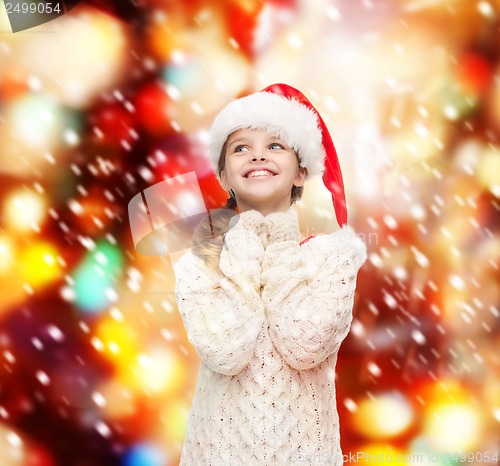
[243,170,278,179]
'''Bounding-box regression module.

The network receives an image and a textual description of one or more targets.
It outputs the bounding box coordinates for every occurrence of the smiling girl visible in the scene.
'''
[173,84,367,465]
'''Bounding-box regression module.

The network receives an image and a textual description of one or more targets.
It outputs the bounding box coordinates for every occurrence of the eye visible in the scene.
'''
[269,143,285,150]
[233,145,248,153]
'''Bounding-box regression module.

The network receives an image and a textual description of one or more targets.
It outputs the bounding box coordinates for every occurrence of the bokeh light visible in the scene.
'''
[94,316,140,361]
[18,241,62,288]
[0,6,131,108]
[3,189,47,231]
[73,241,124,313]
[420,379,486,452]
[424,401,484,452]
[0,235,15,274]
[122,442,166,466]
[127,346,186,395]
[352,392,415,439]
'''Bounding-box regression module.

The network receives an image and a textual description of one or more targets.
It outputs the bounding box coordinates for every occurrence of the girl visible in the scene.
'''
[173,84,367,465]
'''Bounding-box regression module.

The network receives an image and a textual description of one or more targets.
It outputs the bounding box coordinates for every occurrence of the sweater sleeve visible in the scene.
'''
[260,225,367,371]
[173,228,266,376]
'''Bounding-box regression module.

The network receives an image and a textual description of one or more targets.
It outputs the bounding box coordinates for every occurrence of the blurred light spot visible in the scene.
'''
[449,274,466,290]
[411,329,426,345]
[36,371,50,386]
[410,203,425,220]
[325,4,341,21]
[0,236,15,274]
[64,129,80,146]
[286,32,303,50]
[123,442,166,466]
[383,292,397,309]
[368,252,383,268]
[95,318,139,361]
[92,392,106,408]
[410,246,429,268]
[6,431,22,448]
[95,421,111,438]
[73,241,124,313]
[477,1,495,17]
[11,7,129,108]
[161,402,190,444]
[130,347,186,395]
[476,149,500,193]
[47,325,64,342]
[443,104,459,120]
[344,398,358,412]
[383,214,398,230]
[8,94,63,148]
[424,401,483,451]
[367,362,382,377]
[3,189,47,231]
[19,242,62,287]
[393,265,408,280]
[350,320,365,337]
[97,379,136,419]
[60,285,76,302]
[353,392,414,439]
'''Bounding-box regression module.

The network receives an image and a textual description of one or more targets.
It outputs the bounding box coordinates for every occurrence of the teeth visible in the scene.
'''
[246,170,275,178]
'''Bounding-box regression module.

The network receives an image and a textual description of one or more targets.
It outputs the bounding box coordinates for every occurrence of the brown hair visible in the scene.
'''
[191,137,306,270]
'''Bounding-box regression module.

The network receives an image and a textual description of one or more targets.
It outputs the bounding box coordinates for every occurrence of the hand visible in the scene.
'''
[264,209,301,244]
[227,209,269,248]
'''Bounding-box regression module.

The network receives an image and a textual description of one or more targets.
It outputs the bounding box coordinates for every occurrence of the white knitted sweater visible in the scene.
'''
[173,207,367,466]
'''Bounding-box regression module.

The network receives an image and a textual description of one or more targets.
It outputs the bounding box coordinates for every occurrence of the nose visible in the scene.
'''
[252,155,266,161]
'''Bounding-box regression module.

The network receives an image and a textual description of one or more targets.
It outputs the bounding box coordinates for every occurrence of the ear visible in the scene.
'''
[219,169,231,192]
[293,166,307,187]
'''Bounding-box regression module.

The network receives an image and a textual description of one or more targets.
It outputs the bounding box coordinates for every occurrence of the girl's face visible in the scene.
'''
[220,127,307,216]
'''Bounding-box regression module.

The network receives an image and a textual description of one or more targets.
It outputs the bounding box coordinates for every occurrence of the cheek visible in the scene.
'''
[282,158,299,174]
[224,162,243,181]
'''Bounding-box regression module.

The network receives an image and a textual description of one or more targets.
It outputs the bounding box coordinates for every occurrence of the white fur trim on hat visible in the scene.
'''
[208,91,326,181]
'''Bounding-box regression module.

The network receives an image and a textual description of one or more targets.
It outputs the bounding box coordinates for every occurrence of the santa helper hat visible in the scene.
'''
[208,83,348,227]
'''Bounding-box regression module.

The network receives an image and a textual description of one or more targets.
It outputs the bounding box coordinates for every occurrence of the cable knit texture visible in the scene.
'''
[174,206,367,466]
[228,209,269,250]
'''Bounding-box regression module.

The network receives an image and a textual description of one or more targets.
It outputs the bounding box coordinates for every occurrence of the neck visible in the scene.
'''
[236,205,293,216]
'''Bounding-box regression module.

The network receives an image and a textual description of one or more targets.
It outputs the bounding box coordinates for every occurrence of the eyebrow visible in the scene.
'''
[227,138,246,149]
[227,135,285,150]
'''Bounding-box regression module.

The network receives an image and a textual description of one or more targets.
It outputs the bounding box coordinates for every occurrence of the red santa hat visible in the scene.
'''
[208,83,348,227]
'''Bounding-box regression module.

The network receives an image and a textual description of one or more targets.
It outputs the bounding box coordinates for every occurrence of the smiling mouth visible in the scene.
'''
[243,171,278,179]
[244,174,277,180]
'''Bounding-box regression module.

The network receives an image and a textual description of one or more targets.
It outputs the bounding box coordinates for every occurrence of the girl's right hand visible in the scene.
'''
[263,209,301,244]
[227,209,269,248]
